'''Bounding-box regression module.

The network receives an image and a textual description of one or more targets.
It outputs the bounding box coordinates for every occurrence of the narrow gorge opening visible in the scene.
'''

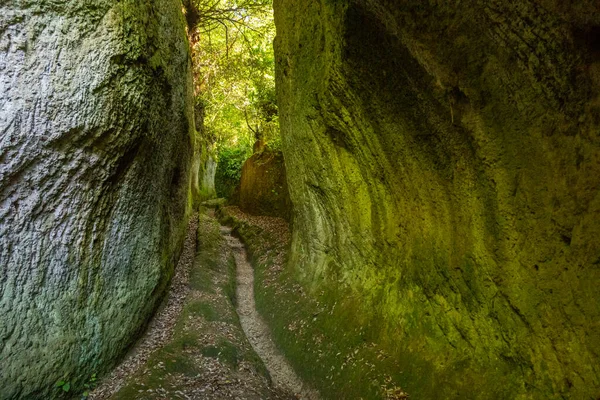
[1,1,600,399]
[184,0,284,214]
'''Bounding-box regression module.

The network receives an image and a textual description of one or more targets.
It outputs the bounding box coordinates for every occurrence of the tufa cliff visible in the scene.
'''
[0,0,199,397]
[274,0,600,398]
[236,147,291,220]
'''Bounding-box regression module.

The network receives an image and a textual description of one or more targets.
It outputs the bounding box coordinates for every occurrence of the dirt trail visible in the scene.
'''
[88,211,315,399]
[89,211,313,399]
[221,225,320,400]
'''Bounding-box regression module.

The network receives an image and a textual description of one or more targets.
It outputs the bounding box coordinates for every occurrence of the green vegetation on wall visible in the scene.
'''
[0,0,196,397]
[273,0,600,398]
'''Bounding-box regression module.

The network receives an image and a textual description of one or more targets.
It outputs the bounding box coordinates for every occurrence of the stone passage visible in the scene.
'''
[89,211,300,399]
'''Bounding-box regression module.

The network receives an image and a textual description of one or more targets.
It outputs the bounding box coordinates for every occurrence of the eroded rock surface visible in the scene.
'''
[237,148,291,220]
[0,0,196,397]
[274,0,600,398]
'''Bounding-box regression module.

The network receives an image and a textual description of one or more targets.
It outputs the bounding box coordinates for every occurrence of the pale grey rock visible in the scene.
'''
[202,155,217,198]
[0,0,196,398]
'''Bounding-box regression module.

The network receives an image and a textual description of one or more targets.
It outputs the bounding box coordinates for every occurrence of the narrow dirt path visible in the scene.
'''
[90,213,199,399]
[221,225,320,400]
[90,211,303,399]
[89,211,315,399]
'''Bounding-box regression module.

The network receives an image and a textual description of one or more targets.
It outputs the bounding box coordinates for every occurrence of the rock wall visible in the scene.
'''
[191,147,216,202]
[237,148,291,220]
[202,154,217,199]
[274,0,600,398]
[190,101,216,202]
[0,0,196,398]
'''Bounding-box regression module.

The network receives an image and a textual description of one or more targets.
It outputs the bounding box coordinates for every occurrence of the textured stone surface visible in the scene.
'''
[0,0,196,398]
[274,0,600,398]
[202,155,217,198]
[237,149,291,220]
[191,148,216,201]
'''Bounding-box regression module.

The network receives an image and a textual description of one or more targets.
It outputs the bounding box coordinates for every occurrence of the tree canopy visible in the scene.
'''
[187,0,278,151]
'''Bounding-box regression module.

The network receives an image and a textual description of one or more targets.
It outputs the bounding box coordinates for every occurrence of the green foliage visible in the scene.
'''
[215,143,252,198]
[218,145,251,181]
[54,381,70,393]
[189,0,280,149]
[54,373,96,399]
[80,373,97,398]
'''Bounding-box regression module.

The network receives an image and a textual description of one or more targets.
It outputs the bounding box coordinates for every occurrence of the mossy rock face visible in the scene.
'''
[274,0,600,398]
[0,0,196,398]
[237,148,292,220]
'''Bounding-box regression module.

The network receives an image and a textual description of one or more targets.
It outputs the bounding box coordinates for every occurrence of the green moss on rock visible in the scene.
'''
[274,0,600,398]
